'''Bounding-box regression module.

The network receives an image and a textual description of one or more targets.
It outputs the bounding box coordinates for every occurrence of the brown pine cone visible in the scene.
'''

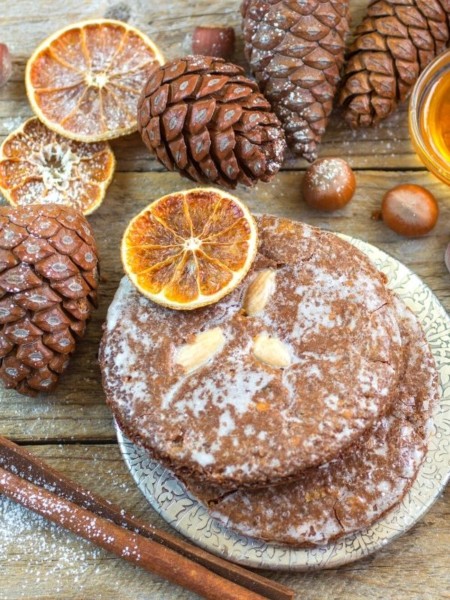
[242,0,350,162]
[137,55,286,189]
[339,0,450,127]
[0,204,99,397]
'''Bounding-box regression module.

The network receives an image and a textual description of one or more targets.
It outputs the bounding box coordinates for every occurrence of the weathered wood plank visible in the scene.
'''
[0,0,423,170]
[0,444,448,600]
[1,170,449,441]
[0,0,369,58]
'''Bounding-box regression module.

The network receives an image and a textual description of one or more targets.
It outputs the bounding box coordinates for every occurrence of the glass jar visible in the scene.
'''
[409,49,450,186]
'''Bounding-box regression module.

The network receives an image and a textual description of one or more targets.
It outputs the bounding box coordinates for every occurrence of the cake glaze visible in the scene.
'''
[186,295,439,546]
[101,215,402,487]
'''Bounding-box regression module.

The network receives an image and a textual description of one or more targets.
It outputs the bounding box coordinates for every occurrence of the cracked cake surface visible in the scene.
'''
[186,295,440,546]
[100,215,403,487]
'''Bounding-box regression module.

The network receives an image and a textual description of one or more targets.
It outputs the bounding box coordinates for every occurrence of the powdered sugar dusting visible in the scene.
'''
[0,498,102,595]
[0,118,113,212]
[308,158,352,194]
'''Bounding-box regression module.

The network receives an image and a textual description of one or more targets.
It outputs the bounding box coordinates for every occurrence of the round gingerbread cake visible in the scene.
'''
[101,215,403,487]
[186,295,439,546]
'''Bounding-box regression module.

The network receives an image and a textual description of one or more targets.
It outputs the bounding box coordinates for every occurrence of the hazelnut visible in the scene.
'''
[301,158,356,211]
[192,26,235,61]
[445,243,450,274]
[0,44,12,87]
[381,184,439,237]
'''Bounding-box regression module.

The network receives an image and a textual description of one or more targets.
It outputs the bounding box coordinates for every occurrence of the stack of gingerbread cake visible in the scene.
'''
[100,215,439,547]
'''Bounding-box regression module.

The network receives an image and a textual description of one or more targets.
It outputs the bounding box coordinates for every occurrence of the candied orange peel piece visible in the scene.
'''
[122,188,258,310]
[0,117,115,215]
[26,19,164,142]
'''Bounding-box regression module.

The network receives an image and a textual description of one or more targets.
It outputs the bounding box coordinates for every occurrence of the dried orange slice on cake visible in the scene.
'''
[26,19,164,142]
[122,188,258,310]
[0,117,115,214]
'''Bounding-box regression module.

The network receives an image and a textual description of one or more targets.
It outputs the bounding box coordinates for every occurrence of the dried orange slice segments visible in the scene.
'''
[122,188,258,310]
[26,19,164,142]
[0,117,115,214]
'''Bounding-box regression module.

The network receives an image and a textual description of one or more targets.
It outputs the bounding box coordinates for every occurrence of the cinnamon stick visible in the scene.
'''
[0,466,270,600]
[0,437,294,600]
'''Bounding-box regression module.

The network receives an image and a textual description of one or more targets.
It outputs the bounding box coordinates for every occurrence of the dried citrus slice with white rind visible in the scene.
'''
[0,117,115,214]
[122,188,258,310]
[26,19,164,142]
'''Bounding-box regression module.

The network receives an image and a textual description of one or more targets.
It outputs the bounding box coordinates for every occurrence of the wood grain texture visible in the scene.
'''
[0,0,449,598]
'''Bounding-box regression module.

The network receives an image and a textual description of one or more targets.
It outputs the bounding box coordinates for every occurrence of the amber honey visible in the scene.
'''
[409,50,450,186]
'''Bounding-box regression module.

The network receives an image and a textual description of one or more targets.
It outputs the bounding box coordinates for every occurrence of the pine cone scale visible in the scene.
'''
[0,264,42,292]
[171,75,199,102]
[388,38,417,62]
[0,249,19,271]
[371,1,396,16]
[0,299,25,323]
[356,32,387,52]
[370,73,396,97]
[409,29,435,52]
[26,218,60,239]
[17,339,53,369]
[417,0,446,20]
[397,6,427,25]
[0,335,14,357]
[286,0,318,13]
[428,21,448,46]
[0,224,28,248]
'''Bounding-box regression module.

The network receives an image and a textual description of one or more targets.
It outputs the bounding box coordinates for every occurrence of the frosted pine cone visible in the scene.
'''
[137,55,286,188]
[339,0,450,127]
[0,204,99,397]
[242,0,350,162]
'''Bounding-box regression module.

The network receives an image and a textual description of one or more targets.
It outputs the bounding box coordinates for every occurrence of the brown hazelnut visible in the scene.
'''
[445,243,450,274]
[192,26,235,61]
[0,44,12,88]
[301,158,356,211]
[381,184,439,237]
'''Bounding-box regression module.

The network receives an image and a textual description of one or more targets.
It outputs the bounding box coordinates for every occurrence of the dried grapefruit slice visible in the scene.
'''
[0,117,115,214]
[25,19,164,142]
[122,188,258,310]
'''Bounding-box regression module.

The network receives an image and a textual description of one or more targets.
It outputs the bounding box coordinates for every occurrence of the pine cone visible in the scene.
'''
[137,55,286,188]
[0,204,99,397]
[339,0,450,127]
[241,0,350,162]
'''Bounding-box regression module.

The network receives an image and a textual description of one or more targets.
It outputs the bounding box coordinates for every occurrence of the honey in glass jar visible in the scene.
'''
[409,50,450,186]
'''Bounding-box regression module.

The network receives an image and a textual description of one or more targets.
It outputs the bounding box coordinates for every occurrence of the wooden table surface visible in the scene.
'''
[1,2,449,599]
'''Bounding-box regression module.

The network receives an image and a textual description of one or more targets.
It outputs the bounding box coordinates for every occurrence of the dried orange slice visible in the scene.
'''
[122,188,258,310]
[25,19,164,142]
[0,117,115,214]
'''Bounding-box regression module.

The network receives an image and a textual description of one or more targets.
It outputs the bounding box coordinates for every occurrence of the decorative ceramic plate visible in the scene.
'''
[116,235,450,571]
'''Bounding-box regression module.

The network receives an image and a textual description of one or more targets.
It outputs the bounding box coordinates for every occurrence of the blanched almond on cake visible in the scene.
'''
[175,327,225,373]
[253,334,291,368]
[243,269,276,316]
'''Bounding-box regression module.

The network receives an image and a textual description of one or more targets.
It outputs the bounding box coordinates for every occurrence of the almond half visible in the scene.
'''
[175,327,225,374]
[253,333,291,368]
[243,269,276,316]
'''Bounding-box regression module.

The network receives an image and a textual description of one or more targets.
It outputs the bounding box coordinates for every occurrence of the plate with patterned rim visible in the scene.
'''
[115,235,450,571]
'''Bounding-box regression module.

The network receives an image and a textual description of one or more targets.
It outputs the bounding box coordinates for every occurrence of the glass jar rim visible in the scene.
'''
[409,49,450,184]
